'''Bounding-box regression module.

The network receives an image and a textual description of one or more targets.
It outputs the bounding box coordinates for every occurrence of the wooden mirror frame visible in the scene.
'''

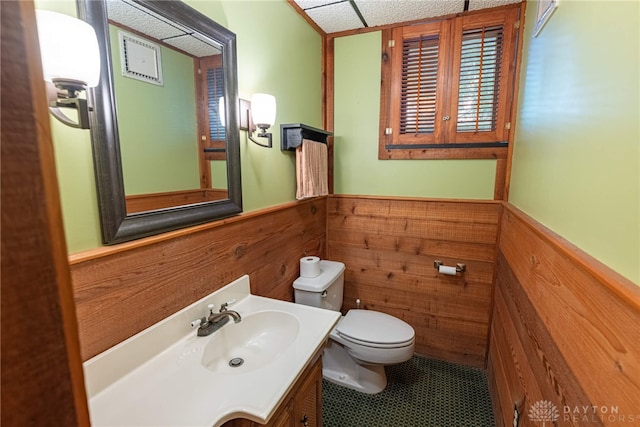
[78,0,242,245]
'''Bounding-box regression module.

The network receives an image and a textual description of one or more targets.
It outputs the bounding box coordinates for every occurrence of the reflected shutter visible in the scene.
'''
[197,54,226,162]
[207,67,225,141]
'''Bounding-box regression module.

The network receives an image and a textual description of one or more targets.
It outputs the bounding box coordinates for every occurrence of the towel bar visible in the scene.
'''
[280,123,332,151]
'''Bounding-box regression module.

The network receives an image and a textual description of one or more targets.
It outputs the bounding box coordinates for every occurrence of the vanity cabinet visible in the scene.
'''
[293,357,322,427]
[227,357,323,427]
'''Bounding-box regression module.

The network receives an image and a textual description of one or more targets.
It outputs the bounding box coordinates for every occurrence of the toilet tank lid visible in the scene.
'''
[293,260,345,292]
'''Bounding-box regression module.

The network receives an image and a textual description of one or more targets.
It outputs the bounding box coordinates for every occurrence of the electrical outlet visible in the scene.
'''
[513,403,520,427]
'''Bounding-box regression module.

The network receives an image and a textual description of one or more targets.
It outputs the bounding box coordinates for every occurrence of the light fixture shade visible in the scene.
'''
[35,10,101,87]
[250,93,276,127]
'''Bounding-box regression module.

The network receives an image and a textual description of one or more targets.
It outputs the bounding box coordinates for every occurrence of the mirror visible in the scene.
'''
[78,0,242,244]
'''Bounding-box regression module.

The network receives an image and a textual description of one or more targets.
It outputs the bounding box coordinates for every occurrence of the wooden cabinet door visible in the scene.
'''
[293,360,322,427]
[265,400,294,427]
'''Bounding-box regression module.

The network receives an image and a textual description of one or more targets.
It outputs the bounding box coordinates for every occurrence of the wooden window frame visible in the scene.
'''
[379,7,521,161]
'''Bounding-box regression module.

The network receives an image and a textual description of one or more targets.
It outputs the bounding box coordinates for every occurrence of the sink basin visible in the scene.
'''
[201,310,300,373]
[84,275,340,427]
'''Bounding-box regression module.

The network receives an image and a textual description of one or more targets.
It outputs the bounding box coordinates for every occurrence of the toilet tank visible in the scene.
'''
[293,260,344,311]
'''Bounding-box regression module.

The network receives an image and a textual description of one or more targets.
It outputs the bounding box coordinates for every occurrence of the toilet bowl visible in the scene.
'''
[293,260,415,394]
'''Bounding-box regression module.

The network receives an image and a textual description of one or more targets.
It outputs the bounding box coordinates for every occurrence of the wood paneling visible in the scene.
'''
[327,195,501,367]
[125,188,228,213]
[71,198,326,360]
[488,203,640,426]
[1,1,89,425]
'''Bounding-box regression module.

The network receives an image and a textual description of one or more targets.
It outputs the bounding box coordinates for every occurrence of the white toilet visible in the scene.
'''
[293,260,415,394]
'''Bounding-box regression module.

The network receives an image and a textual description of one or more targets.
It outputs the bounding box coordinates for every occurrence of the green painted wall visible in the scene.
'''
[37,0,322,253]
[509,1,639,284]
[200,0,323,211]
[37,1,640,284]
[109,25,200,195]
[333,31,497,199]
[35,0,103,251]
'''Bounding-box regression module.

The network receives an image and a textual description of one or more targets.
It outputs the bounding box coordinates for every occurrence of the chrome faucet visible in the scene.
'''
[193,302,241,337]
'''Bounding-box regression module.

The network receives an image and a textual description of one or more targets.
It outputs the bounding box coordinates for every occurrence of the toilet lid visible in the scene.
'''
[336,310,414,345]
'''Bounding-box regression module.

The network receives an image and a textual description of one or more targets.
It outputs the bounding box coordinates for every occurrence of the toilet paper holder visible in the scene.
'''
[433,260,466,274]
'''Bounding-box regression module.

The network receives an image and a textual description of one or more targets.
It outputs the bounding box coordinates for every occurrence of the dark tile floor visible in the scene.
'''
[322,355,495,427]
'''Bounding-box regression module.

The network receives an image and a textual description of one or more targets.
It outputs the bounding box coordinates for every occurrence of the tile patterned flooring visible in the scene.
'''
[322,355,495,426]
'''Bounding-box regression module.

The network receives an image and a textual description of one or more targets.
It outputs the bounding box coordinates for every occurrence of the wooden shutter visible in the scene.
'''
[389,21,449,146]
[456,25,503,133]
[400,34,439,135]
[449,9,517,143]
[206,66,225,141]
[197,54,226,162]
[379,5,520,159]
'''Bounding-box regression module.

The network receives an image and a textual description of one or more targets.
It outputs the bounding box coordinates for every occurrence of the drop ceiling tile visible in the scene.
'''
[468,0,521,11]
[355,0,465,27]
[295,0,346,10]
[304,2,365,33]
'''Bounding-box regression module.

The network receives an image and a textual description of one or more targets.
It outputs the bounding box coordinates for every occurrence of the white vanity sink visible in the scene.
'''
[83,275,340,427]
[201,310,300,374]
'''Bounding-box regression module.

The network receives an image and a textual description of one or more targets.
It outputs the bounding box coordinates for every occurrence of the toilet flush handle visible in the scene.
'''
[321,290,327,298]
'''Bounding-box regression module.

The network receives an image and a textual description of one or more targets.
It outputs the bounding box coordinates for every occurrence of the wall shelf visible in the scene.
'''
[280,123,332,151]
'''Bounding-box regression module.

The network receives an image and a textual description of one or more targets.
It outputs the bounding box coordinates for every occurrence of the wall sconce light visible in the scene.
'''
[35,10,101,129]
[240,93,276,148]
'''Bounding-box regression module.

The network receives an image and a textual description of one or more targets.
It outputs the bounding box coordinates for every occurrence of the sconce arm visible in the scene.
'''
[49,98,90,129]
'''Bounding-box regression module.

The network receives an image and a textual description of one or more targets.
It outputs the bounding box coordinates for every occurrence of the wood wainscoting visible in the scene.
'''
[327,195,502,368]
[125,188,229,213]
[488,203,640,426]
[70,198,326,361]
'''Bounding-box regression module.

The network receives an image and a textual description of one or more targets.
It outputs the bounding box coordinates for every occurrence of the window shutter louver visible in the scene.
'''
[400,34,439,135]
[207,67,225,141]
[456,25,504,133]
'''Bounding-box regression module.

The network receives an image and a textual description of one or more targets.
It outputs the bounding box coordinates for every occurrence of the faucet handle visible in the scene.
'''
[191,304,215,328]
[219,299,236,312]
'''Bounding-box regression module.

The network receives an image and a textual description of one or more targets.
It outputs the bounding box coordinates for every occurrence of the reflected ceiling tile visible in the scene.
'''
[107,0,187,41]
[355,0,465,27]
[468,0,521,10]
[305,2,365,33]
[164,35,220,58]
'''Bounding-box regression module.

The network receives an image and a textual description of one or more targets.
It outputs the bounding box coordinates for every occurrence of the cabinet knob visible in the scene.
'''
[300,415,309,426]
[443,115,451,121]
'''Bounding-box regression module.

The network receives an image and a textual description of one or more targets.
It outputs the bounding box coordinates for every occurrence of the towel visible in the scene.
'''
[296,139,328,200]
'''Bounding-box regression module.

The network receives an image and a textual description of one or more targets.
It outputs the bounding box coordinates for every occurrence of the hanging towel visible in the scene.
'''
[296,139,328,200]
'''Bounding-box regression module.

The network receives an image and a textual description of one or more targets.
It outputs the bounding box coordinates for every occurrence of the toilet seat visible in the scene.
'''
[335,310,415,348]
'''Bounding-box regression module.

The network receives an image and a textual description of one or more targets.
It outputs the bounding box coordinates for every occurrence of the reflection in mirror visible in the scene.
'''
[106,0,228,213]
[78,0,242,244]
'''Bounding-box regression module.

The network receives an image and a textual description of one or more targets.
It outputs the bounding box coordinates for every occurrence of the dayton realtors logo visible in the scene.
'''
[528,401,638,424]
[528,400,560,426]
